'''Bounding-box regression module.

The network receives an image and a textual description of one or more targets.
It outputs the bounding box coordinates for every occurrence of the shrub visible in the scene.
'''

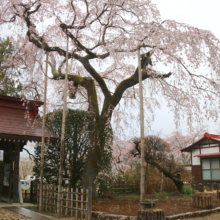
[97,174,113,196]
[181,185,192,195]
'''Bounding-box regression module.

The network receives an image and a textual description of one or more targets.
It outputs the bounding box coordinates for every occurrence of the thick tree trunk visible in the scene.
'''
[147,158,184,192]
[83,145,101,199]
[83,121,103,199]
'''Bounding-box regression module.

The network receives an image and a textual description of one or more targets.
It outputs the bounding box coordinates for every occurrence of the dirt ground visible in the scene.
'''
[92,193,220,217]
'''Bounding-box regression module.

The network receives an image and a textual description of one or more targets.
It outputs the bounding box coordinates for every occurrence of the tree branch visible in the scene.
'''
[110,52,171,107]
[23,147,36,160]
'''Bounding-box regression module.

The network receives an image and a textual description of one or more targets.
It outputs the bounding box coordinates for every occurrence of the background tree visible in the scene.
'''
[164,129,205,165]
[1,0,220,192]
[33,109,113,189]
[33,109,90,188]
[132,135,184,192]
[19,158,35,180]
[0,38,23,97]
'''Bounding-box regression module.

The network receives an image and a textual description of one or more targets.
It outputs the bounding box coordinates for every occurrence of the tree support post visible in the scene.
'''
[87,186,92,220]
[39,52,48,213]
[57,36,69,218]
[138,48,145,202]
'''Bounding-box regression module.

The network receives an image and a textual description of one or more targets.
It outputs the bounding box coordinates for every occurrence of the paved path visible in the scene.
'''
[4,207,58,220]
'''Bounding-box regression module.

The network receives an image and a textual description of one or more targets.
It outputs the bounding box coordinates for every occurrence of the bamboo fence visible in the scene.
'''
[37,184,92,220]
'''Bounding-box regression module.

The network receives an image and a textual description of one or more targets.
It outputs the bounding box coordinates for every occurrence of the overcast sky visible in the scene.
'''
[147,0,220,137]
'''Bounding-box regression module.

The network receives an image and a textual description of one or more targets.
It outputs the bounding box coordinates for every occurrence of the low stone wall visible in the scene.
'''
[93,207,220,220]
[166,207,220,220]
[92,211,137,220]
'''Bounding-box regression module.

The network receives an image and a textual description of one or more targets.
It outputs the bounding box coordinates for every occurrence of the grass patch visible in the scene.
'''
[181,185,192,195]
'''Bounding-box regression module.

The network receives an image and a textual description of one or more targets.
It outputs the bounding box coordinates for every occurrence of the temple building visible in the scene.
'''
[181,132,220,190]
[0,95,58,203]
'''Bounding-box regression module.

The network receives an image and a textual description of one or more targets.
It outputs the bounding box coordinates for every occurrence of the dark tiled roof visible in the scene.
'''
[0,95,59,141]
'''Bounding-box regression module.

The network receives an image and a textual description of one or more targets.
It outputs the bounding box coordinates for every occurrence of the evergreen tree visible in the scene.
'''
[33,109,112,189]
[0,38,22,97]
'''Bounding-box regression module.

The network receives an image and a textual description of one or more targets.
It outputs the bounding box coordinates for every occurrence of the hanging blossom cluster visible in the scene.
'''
[111,136,139,175]
[0,0,220,135]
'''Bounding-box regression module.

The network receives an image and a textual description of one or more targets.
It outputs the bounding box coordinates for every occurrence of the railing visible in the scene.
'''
[37,184,92,220]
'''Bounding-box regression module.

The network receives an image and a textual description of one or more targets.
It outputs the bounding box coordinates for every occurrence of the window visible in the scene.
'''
[202,158,220,181]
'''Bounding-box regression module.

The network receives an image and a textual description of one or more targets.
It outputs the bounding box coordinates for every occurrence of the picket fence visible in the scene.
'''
[37,184,92,219]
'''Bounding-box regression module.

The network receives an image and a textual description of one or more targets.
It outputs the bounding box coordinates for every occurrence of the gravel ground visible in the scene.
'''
[0,208,29,220]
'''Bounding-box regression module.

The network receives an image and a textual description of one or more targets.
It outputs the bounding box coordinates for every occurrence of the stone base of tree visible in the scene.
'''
[137,209,165,220]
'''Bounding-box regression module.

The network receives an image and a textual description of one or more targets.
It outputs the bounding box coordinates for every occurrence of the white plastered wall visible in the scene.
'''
[191,146,220,165]
[192,149,200,165]
[201,147,219,154]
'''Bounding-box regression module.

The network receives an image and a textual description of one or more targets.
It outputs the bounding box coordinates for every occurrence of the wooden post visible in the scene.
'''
[81,188,83,219]
[138,48,145,202]
[66,186,69,216]
[193,194,212,208]
[61,186,63,216]
[49,185,51,212]
[39,52,49,213]
[76,188,78,218]
[86,188,88,220]
[46,185,48,211]
[57,36,69,218]
[87,186,92,220]
[53,184,56,214]
[71,188,73,216]
[13,143,20,203]
[37,184,40,209]
[0,164,2,201]
[9,149,13,204]
[30,181,33,203]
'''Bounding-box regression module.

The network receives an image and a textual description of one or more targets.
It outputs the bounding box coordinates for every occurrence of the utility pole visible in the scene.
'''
[138,48,145,202]
[39,52,48,213]
[57,36,69,218]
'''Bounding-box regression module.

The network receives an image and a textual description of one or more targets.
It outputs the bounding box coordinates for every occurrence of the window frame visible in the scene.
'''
[202,157,220,181]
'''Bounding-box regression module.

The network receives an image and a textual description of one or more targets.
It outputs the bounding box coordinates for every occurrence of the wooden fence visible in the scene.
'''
[37,184,92,219]
[110,176,178,195]
[111,180,140,195]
